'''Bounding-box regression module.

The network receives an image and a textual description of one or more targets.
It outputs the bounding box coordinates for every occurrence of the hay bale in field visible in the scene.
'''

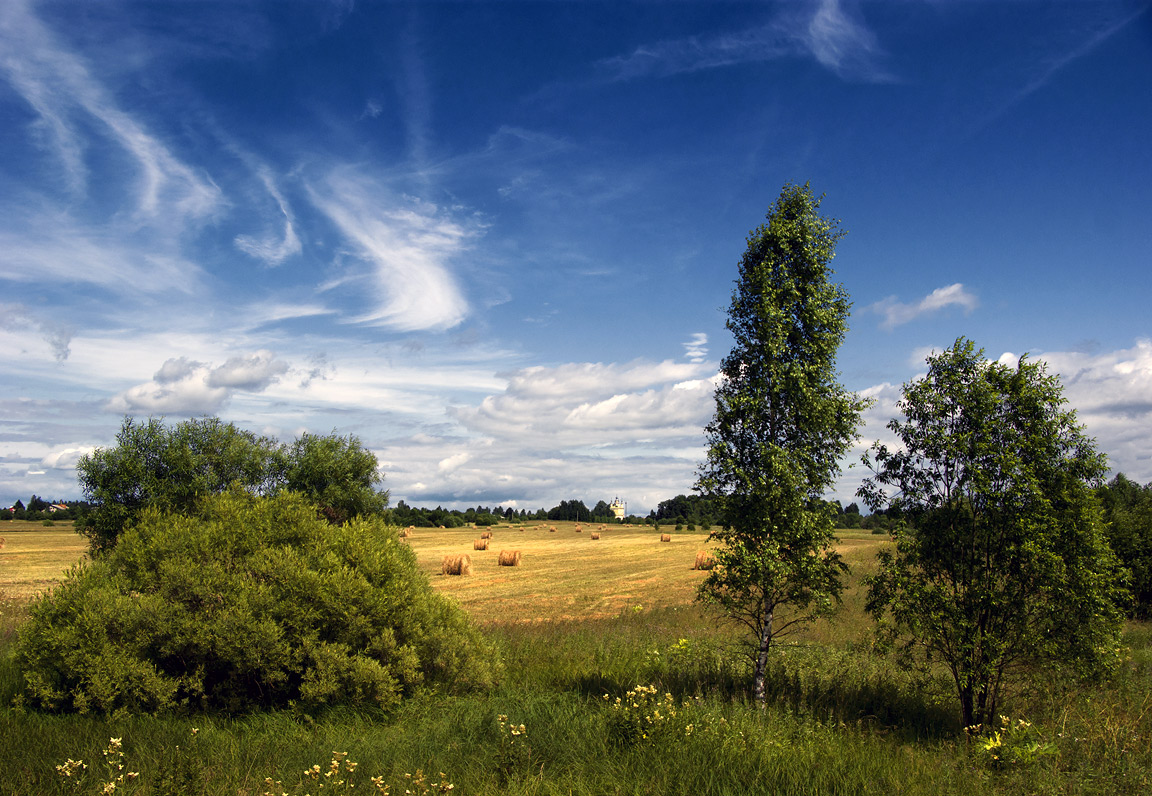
[590,532,601,540]
[693,551,715,570]
[474,538,489,551]
[398,526,413,538]
[498,549,522,567]
[441,554,472,576]
[575,525,583,532]
[480,531,493,539]
[660,533,672,543]
[549,526,556,532]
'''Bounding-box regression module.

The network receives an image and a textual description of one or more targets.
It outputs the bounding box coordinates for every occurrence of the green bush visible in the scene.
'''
[16,490,500,715]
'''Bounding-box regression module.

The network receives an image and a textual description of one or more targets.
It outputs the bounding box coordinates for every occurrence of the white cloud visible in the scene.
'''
[683,332,709,363]
[207,351,289,390]
[40,446,94,470]
[870,283,979,329]
[0,304,72,362]
[0,0,221,220]
[841,340,1152,507]
[597,0,890,83]
[108,350,289,415]
[233,164,302,266]
[450,359,716,450]
[1035,339,1152,483]
[309,169,474,332]
[801,0,890,81]
[0,208,207,296]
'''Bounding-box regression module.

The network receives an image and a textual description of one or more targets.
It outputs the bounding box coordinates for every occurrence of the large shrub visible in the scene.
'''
[17,491,499,714]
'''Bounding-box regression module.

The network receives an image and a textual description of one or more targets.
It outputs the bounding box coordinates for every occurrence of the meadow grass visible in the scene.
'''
[0,520,1148,794]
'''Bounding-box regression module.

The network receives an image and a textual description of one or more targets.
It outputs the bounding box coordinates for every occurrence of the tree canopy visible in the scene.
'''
[1097,472,1152,618]
[76,417,388,552]
[696,183,867,704]
[860,338,1128,729]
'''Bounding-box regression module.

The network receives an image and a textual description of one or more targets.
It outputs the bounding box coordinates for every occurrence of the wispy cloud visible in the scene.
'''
[0,304,73,362]
[870,283,979,329]
[978,4,1149,134]
[0,206,206,295]
[683,333,709,364]
[597,0,891,83]
[800,0,890,81]
[234,165,302,266]
[309,168,474,332]
[0,0,221,220]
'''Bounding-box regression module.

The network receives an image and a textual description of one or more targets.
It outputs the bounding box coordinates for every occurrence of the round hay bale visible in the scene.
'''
[480,531,493,539]
[660,533,672,543]
[590,532,601,540]
[498,549,522,567]
[473,538,489,551]
[441,553,472,576]
[693,551,715,570]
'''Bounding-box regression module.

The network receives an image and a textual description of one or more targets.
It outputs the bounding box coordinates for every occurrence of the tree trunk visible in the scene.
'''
[753,606,773,705]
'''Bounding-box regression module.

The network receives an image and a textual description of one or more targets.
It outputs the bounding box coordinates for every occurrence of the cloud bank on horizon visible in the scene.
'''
[2,0,1150,513]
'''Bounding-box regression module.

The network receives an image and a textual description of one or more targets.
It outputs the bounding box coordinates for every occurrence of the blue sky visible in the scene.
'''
[2,0,1150,515]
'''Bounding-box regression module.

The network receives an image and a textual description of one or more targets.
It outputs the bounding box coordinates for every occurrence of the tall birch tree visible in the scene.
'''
[696,183,867,704]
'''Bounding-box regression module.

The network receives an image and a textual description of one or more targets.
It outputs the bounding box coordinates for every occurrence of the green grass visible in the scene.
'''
[0,521,1149,794]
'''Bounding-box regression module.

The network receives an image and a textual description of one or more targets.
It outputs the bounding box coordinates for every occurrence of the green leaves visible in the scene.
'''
[861,337,1126,728]
[77,418,390,552]
[18,490,499,715]
[696,184,866,701]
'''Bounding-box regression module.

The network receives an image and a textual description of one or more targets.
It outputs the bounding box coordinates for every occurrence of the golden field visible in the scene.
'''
[0,518,884,627]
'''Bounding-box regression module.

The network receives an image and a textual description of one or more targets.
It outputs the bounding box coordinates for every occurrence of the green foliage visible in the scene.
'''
[696,183,867,702]
[76,417,284,552]
[76,418,390,552]
[861,338,1128,729]
[1097,473,1152,618]
[16,490,499,715]
[283,432,388,525]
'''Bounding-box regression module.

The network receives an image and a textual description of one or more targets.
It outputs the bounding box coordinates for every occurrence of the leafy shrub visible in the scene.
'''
[17,490,499,714]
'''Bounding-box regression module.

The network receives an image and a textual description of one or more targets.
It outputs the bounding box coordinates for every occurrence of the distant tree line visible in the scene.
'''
[387,497,646,527]
[2,496,94,522]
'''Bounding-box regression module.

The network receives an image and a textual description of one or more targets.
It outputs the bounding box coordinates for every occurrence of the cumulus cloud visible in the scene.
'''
[309,170,474,332]
[870,283,979,329]
[207,351,290,390]
[450,359,716,451]
[841,340,1152,505]
[1035,339,1152,482]
[40,446,94,470]
[108,350,289,415]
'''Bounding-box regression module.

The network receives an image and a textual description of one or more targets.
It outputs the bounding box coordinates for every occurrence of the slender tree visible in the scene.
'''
[860,339,1128,728]
[696,183,867,704]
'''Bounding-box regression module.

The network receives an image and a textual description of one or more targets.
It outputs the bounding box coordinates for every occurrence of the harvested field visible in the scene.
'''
[1,520,881,627]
